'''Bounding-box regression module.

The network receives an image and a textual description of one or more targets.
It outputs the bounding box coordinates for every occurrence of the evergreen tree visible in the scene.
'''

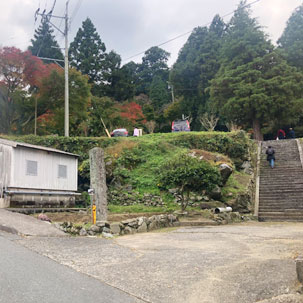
[278,4,303,70]
[149,75,170,111]
[220,0,273,67]
[108,62,137,102]
[29,18,63,63]
[101,50,123,98]
[210,52,303,140]
[69,18,106,89]
[170,15,226,129]
[136,46,170,95]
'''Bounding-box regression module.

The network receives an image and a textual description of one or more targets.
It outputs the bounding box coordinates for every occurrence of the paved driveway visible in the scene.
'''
[11,222,303,302]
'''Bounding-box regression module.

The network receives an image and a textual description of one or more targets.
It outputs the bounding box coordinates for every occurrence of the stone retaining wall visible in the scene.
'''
[55,214,179,237]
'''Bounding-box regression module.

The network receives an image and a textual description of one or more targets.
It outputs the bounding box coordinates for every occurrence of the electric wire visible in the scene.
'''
[70,0,83,25]
[122,0,262,63]
[36,0,58,57]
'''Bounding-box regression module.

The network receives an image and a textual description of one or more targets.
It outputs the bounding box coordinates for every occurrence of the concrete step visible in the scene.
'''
[260,190,303,195]
[259,183,303,187]
[259,204,303,208]
[259,208,303,212]
[259,199,303,204]
[260,189,303,193]
[261,167,303,170]
[259,213,303,218]
[259,140,303,221]
[260,176,303,180]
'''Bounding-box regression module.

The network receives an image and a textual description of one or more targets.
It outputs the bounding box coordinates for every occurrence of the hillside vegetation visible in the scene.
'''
[2,131,254,213]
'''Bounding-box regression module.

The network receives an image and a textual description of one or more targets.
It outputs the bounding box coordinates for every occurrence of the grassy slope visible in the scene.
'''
[104,132,252,212]
[2,131,252,213]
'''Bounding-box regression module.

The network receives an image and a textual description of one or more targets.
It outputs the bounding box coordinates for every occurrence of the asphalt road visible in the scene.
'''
[15,222,303,303]
[0,233,144,303]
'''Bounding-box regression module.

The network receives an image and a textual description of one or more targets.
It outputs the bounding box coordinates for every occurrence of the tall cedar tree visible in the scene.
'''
[278,4,303,70]
[107,62,136,102]
[101,50,124,99]
[170,15,226,129]
[29,18,64,63]
[149,75,170,111]
[210,52,303,141]
[136,46,170,95]
[210,1,274,139]
[69,18,106,94]
[220,0,273,68]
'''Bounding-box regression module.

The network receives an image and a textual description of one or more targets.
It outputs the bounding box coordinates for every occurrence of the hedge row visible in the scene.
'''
[1,131,250,163]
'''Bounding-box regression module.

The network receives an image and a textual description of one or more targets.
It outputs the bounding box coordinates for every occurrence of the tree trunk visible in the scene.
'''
[253,118,263,141]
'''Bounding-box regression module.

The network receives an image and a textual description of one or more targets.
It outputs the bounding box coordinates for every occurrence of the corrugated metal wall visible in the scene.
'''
[11,147,77,191]
[0,144,12,197]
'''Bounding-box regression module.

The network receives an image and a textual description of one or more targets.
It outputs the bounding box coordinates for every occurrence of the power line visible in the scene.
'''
[34,0,71,137]
[122,0,262,63]
[36,0,58,57]
[70,0,83,25]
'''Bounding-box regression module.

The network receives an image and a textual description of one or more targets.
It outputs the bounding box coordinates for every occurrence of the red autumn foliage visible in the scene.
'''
[0,46,58,92]
[117,102,146,126]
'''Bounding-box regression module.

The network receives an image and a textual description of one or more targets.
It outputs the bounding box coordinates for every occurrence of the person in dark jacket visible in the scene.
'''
[266,146,275,169]
[289,128,295,139]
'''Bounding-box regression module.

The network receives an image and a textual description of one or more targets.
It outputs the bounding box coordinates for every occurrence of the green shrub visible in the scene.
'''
[158,153,221,211]
[1,131,249,207]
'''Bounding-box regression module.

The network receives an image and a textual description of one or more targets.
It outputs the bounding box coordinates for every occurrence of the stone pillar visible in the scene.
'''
[89,147,107,221]
[296,256,303,283]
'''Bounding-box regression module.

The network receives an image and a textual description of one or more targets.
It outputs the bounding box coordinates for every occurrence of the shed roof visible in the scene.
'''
[0,138,79,157]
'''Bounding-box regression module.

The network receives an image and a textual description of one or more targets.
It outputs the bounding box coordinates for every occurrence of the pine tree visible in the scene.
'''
[69,18,106,86]
[29,18,64,63]
[278,5,303,70]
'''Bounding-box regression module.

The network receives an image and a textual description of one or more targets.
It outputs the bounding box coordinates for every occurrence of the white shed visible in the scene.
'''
[0,138,79,208]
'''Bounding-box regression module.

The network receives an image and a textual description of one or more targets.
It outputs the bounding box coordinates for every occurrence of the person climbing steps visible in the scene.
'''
[266,145,275,169]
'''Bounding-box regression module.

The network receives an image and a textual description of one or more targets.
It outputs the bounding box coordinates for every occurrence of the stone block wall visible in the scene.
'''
[55,214,179,237]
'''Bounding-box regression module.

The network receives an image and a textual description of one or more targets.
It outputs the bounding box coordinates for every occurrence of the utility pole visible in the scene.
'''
[35,0,70,137]
[64,1,69,137]
[167,81,175,103]
[171,83,175,103]
[34,97,37,136]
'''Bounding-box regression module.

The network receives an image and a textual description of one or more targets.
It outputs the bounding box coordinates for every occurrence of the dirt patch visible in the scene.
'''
[233,172,251,188]
[191,149,232,165]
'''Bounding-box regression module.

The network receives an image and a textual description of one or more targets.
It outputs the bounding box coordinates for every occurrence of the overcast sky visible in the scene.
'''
[0,0,302,66]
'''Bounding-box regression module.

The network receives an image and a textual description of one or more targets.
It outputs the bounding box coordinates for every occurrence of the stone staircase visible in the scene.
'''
[258,139,303,221]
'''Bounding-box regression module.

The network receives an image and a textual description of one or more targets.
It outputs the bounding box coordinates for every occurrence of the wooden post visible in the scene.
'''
[89,147,107,221]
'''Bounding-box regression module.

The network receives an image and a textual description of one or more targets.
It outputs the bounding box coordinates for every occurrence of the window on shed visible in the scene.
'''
[26,160,38,176]
[58,165,67,179]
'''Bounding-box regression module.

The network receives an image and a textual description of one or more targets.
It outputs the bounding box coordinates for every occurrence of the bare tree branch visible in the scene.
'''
[199,113,219,131]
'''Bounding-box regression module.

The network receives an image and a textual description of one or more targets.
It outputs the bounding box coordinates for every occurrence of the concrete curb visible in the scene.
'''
[0,224,19,235]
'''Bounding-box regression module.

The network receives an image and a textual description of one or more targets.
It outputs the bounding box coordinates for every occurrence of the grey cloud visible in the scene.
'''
[1,0,302,66]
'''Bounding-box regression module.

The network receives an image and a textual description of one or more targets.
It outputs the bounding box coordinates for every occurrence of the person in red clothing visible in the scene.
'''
[277,129,286,140]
